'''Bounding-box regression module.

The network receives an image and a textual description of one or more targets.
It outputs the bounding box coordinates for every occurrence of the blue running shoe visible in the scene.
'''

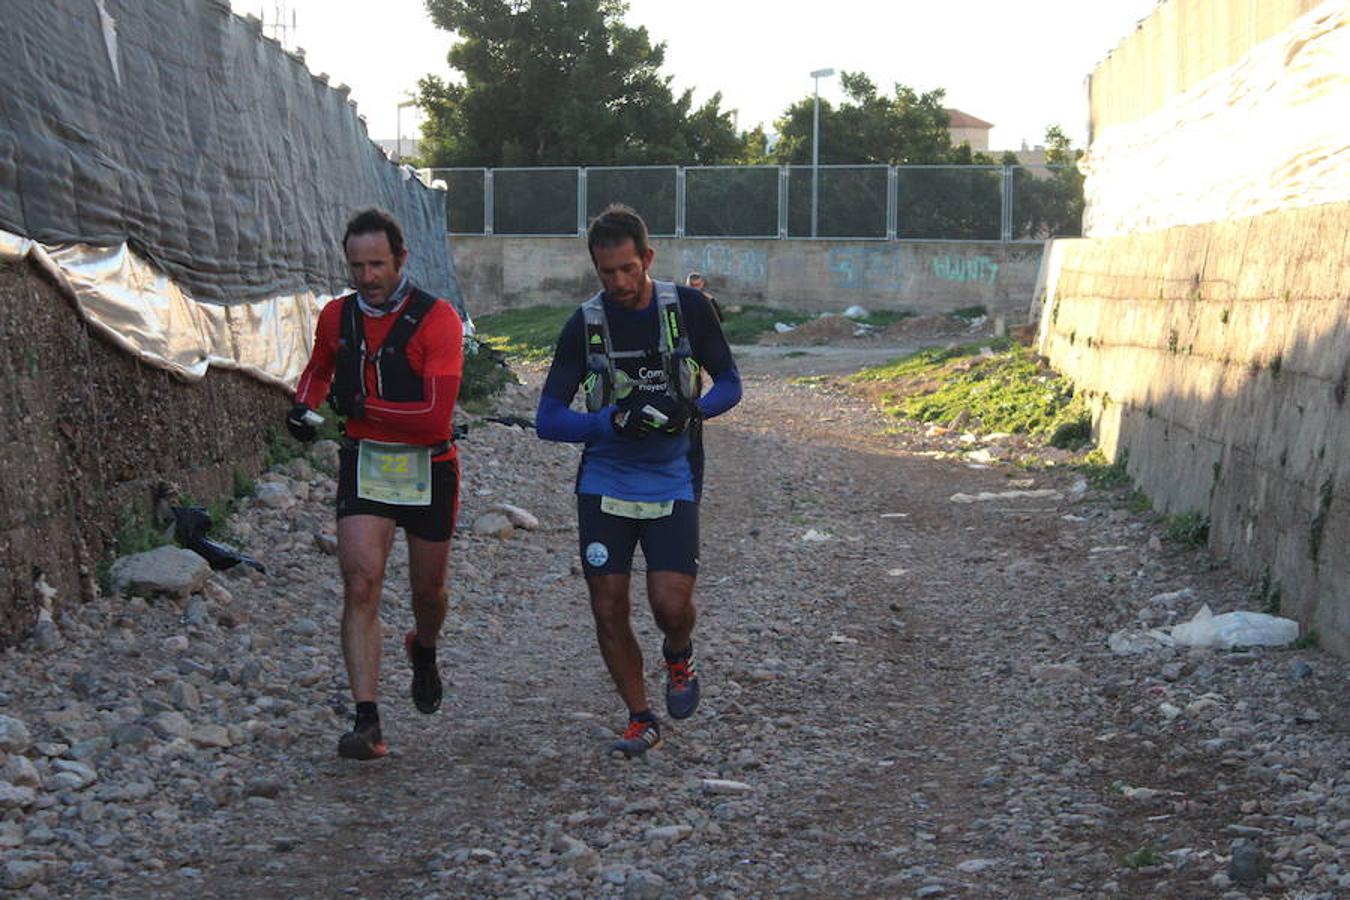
[663,641,700,720]
[610,716,662,759]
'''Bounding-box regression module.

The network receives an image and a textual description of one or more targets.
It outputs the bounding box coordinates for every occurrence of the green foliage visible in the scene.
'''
[113,506,170,557]
[1165,511,1210,548]
[1251,567,1282,616]
[1309,476,1333,561]
[718,305,813,345]
[1079,449,1132,489]
[853,341,1089,441]
[1291,630,1318,650]
[474,305,575,361]
[460,343,516,406]
[1126,490,1152,514]
[770,71,952,166]
[1120,847,1164,869]
[263,426,296,469]
[231,467,255,500]
[419,0,742,166]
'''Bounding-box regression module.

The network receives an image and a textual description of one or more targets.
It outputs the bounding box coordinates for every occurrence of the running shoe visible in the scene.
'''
[405,631,442,714]
[663,641,700,720]
[337,719,388,760]
[610,717,662,759]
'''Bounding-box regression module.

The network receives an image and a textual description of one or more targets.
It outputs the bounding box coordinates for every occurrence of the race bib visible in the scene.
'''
[356,441,432,506]
[600,496,674,520]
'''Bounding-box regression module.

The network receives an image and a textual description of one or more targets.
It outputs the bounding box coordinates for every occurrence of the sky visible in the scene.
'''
[234,0,1162,151]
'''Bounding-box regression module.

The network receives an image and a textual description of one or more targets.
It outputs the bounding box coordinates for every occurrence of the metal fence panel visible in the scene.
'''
[586,167,677,236]
[493,168,578,236]
[684,166,780,238]
[786,165,889,238]
[1008,165,1084,240]
[896,166,1003,241]
[429,168,486,235]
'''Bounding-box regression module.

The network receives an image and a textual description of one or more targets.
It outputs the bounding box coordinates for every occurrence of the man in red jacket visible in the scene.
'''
[287,208,464,760]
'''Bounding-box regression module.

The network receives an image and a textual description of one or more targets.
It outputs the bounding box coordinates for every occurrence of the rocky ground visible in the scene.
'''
[0,343,1346,899]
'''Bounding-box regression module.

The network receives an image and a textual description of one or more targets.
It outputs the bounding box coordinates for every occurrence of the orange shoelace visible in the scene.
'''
[623,720,653,739]
[666,659,694,688]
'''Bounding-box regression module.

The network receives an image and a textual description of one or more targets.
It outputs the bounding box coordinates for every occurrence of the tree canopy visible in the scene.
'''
[417,0,749,167]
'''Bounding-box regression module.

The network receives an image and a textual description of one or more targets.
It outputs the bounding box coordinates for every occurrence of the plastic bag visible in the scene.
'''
[171,506,266,574]
[1170,604,1299,649]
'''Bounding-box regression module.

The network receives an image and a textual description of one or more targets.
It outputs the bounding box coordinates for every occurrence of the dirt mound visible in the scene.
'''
[760,315,866,345]
[882,314,970,339]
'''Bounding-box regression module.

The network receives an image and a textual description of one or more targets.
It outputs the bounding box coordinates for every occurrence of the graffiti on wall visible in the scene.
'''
[932,254,999,284]
[679,244,768,285]
[827,247,903,291]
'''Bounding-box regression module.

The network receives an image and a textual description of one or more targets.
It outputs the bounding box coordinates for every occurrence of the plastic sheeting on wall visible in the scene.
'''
[1082,2,1350,237]
[0,0,459,307]
[1,228,322,389]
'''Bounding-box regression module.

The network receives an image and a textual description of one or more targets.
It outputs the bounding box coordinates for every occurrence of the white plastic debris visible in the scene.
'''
[773,322,795,333]
[801,529,831,542]
[1170,604,1300,649]
[842,305,869,319]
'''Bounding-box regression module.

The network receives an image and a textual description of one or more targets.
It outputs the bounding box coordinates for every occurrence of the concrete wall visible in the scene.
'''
[1088,0,1323,139]
[1035,202,1349,655]
[454,236,1043,320]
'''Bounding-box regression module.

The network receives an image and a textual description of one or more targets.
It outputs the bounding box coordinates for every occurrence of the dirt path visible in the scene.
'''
[7,345,1346,899]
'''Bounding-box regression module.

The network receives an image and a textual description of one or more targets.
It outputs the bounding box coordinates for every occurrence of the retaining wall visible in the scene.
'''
[0,260,284,642]
[454,237,1042,319]
[1036,202,1350,655]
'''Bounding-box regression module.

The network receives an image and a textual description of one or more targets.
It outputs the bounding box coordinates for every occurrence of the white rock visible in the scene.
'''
[801,529,831,542]
[51,759,98,789]
[254,482,296,510]
[702,778,752,796]
[2,756,39,788]
[0,781,36,809]
[472,512,515,538]
[491,503,539,530]
[644,824,692,843]
[0,716,31,753]
[189,724,232,749]
[108,546,210,599]
[150,711,192,740]
[956,858,999,874]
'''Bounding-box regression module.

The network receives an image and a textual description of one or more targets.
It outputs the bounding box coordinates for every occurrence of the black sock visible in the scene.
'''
[412,637,436,664]
[662,638,693,662]
[355,701,379,728]
[629,708,655,723]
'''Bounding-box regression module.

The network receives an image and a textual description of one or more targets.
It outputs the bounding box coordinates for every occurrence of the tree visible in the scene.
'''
[417,0,741,167]
[1006,125,1086,238]
[769,72,953,166]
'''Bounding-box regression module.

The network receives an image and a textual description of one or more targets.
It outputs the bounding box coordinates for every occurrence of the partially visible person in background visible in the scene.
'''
[685,272,724,322]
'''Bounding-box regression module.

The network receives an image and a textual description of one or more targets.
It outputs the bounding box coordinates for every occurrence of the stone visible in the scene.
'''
[956,858,998,874]
[313,533,338,555]
[190,724,232,749]
[1228,840,1269,884]
[254,482,296,510]
[108,546,210,599]
[149,711,192,740]
[2,756,40,788]
[0,715,32,753]
[170,680,201,712]
[472,512,515,538]
[0,781,37,809]
[1,860,44,890]
[1030,664,1084,682]
[308,439,341,474]
[644,824,692,843]
[624,870,667,900]
[491,503,540,530]
[701,778,752,796]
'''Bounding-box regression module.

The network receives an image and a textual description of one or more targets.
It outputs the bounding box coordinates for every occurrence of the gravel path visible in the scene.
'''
[1,345,1345,899]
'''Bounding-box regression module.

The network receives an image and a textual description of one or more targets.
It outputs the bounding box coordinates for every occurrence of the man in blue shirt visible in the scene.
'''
[536,204,742,758]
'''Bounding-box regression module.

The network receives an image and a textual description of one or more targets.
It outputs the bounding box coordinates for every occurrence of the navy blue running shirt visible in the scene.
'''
[536,284,741,502]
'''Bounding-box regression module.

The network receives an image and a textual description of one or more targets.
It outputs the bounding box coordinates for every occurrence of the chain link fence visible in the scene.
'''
[423,164,1082,242]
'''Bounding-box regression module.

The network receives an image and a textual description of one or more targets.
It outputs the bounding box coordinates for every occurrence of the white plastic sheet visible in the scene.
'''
[2,229,326,389]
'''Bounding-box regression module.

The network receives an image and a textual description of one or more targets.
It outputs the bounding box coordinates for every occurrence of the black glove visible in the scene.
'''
[329,392,366,419]
[642,393,701,436]
[610,394,652,440]
[286,403,317,442]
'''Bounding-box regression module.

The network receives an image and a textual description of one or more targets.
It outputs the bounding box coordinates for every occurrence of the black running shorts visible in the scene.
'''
[576,493,699,576]
[336,446,459,542]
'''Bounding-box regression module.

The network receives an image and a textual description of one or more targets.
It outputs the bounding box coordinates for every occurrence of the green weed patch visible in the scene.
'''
[474,306,574,361]
[851,341,1091,445]
[719,305,813,344]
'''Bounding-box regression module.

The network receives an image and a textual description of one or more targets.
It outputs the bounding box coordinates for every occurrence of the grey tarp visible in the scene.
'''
[0,0,459,306]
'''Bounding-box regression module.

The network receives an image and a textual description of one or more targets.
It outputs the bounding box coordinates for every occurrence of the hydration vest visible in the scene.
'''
[330,288,438,410]
[581,281,701,412]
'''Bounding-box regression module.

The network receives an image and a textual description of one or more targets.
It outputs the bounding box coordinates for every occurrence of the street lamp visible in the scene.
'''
[809,67,835,238]
[396,98,418,161]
